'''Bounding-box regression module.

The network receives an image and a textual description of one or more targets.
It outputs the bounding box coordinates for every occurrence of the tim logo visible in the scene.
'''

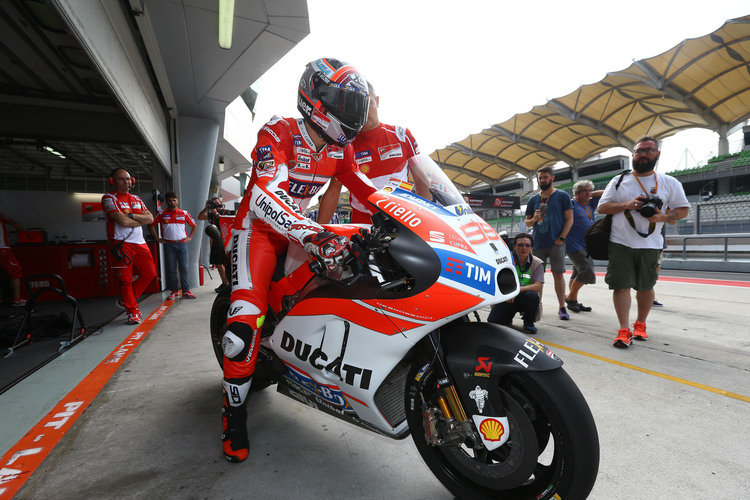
[445,257,463,275]
[436,249,495,294]
[257,145,273,161]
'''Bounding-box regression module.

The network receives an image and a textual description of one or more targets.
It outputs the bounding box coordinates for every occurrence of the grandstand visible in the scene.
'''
[482,143,750,257]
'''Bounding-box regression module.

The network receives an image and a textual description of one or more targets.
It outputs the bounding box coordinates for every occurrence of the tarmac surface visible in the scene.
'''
[1,267,749,499]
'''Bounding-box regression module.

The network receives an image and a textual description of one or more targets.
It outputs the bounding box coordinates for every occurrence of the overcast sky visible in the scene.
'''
[243,1,749,177]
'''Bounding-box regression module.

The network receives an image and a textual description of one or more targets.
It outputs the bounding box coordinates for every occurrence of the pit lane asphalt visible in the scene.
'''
[2,269,749,499]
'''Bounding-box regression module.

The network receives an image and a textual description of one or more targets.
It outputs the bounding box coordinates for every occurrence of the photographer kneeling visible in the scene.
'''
[198,196,233,293]
[487,232,544,334]
[597,136,689,348]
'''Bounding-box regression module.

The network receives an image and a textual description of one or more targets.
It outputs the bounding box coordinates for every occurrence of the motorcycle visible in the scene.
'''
[209,156,599,499]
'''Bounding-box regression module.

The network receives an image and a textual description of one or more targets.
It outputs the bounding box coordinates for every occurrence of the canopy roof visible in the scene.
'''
[432,15,750,191]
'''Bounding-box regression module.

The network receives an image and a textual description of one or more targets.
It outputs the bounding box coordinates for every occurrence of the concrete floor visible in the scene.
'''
[2,269,749,499]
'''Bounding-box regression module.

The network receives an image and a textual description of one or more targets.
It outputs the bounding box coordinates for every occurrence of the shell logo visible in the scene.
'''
[360,164,370,174]
[478,418,505,441]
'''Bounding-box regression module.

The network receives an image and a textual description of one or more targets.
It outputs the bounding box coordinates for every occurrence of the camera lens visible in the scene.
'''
[639,204,656,218]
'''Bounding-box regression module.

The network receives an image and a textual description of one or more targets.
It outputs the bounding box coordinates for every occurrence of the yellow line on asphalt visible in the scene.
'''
[540,339,750,404]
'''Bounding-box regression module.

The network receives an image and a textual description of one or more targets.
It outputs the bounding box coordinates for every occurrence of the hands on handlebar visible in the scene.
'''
[304,231,351,271]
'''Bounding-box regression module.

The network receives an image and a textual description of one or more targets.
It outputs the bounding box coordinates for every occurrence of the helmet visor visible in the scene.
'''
[317,83,369,139]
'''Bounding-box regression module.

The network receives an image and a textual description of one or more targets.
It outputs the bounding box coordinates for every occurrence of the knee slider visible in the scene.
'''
[222,322,255,362]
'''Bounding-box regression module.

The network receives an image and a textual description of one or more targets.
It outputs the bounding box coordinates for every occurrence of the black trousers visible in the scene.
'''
[487,291,539,324]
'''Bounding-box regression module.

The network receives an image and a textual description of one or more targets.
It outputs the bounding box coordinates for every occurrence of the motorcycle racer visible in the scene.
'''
[220,58,376,463]
[317,81,432,224]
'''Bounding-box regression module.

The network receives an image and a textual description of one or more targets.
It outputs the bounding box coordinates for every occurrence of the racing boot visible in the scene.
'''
[221,378,251,463]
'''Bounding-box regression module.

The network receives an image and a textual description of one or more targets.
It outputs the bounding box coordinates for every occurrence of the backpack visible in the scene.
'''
[584,215,613,260]
[584,171,629,260]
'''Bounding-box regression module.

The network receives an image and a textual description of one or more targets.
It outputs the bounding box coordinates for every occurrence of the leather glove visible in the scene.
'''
[304,231,350,270]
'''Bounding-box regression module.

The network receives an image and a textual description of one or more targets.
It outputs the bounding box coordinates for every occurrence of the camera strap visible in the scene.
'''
[622,170,656,238]
[623,210,656,238]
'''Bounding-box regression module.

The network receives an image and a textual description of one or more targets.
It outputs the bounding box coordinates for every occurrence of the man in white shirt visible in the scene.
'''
[597,136,689,348]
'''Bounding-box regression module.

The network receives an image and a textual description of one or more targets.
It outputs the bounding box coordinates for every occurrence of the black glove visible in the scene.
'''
[304,231,350,270]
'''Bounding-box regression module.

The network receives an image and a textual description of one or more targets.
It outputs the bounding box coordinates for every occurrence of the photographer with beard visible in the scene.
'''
[597,136,689,348]
[525,166,574,320]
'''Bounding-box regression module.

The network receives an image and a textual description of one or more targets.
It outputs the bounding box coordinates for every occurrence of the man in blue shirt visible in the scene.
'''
[525,166,574,320]
[564,180,604,312]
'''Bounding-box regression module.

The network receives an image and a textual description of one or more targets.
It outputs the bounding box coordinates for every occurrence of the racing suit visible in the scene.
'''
[222,116,376,407]
[101,191,158,314]
[348,123,420,223]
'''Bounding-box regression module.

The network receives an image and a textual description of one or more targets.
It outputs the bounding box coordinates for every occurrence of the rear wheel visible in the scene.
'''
[209,290,230,368]
[405,357,599,499]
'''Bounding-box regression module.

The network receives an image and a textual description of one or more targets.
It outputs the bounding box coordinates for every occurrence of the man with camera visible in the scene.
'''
[198,197,233,293]
[597,136,689,348]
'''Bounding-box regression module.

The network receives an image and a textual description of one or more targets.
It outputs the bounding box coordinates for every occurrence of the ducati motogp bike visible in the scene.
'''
[209,156,599,499]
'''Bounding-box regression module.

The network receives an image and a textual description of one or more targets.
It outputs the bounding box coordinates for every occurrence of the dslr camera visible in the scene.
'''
[636,195,663,218]
[206,199,223,210]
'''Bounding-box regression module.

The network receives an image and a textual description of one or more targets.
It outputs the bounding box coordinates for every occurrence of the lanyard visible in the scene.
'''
[515,258,532,286]
[581,201,594,222]
[633,172,658,196]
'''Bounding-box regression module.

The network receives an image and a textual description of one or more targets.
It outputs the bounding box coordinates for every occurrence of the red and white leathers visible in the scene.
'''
[101,191,157,314]
[221,116,376,408]
[152,207,196,242]
[348,123,420,223]
[0,213,23,279]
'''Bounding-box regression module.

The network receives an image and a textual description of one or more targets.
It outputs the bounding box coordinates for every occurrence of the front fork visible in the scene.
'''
[418,330,486,449]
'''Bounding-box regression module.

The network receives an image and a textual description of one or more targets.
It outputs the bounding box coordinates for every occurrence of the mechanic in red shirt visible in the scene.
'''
[0,212,25,306]
[149,191,197,300]
[317,81,431,224]
[101,168,158,325]
[219,58,376,463]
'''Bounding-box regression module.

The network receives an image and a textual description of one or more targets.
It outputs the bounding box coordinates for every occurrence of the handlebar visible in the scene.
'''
[307,225,397,289]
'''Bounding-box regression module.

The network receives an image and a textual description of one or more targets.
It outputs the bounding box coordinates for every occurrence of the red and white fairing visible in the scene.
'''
[265,159,519,447]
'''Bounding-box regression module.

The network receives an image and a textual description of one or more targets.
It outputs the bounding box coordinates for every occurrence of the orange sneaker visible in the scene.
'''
[613,328,632,348]
[633,320,648,341]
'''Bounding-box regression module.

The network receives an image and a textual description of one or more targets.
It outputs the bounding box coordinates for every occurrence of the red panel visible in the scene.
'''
[13,242,159,301]
[363,282,484,322]
[288,297,422,335]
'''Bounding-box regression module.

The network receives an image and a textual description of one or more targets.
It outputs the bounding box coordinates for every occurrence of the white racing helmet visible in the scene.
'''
[297,58,369,145]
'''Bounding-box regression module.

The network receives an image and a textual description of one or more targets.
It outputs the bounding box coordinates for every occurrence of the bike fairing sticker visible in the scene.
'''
[282,364,355,411]
[387,188,455,217]
[435,248,496,294]
[471,415,511,449]
[372,190,478,255]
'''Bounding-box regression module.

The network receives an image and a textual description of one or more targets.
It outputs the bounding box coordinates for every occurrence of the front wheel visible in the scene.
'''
[405,360,599,499]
